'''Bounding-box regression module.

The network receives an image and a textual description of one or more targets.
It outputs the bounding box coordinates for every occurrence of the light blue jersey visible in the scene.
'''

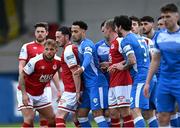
[78,38,107,87]
[78,38,108,110]
[121,33,150,109]
[153,28,180,112]
[95,39,110,83]
[121,33,150,82]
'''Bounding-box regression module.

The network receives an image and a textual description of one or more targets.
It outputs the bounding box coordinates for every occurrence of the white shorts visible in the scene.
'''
[108,85,131,108]
[44,86,52,102]
[58,91,78,113]
[17,89,51,111]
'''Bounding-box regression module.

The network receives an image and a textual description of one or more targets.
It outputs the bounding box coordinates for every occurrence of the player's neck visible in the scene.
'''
[109,33,118,42]
[168,24,180,32]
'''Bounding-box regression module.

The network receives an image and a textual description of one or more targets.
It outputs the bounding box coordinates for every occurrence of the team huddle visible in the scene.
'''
[17,3,180,128]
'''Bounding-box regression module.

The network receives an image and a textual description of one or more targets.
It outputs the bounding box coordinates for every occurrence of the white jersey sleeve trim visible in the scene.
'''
[117,37,123,53]
[19,43,28,60]
[64,45,77,68]
[23,54,43,75]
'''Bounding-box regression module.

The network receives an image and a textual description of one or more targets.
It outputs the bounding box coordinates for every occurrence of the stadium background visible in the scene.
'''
[0,0,179,126]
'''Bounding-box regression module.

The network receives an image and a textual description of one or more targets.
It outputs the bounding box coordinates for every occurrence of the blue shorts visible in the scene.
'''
[99,86,109,109]
[79,86,101,110]
[156,80,180,112]
[130,82,149,109]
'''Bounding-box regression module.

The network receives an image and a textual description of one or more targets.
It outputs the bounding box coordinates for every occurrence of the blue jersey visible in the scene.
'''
[121,33,150,82]
[95,39,110,83]
[153,28,180,83]
[78,38,107,87]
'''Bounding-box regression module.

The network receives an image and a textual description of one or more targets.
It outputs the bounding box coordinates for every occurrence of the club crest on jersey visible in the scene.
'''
[53,64,57,70]
[33,47,37,49]
[41,66,45,69]
[111,44,114,49]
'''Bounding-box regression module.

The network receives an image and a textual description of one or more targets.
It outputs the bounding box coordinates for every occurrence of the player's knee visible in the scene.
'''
[158,113,171,126]
[109,108,119,119]
[92,109,103,117]
[24,115,34,124]
[120,107,131,117]
[77,108,89,117]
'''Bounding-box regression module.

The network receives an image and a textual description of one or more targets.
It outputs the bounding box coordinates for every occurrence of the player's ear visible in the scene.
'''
[46,31,49,36]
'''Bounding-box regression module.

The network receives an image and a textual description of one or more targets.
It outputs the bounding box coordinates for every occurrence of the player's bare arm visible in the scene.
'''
[144,52,161,98]
[71,65,81,102]
[19,71,29,106]
[52,71,62,99]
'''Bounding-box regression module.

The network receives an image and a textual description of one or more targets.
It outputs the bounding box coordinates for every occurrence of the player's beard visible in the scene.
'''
[36,37,46,43]
[44,54,54,61]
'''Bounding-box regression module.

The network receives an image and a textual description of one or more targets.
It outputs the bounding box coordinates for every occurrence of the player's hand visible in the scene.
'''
[100,62,110,71]
[144,83,150,98]
[56,90,62,103]
[76,92,81,104]
[22,92,30,106]
[73,67,83,76]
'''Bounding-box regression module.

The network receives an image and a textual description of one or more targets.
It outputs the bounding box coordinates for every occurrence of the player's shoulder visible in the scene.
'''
[116,37,123,43]
[95,39,106,46]
[28,53,43,64]
[22,41,35,47]
[54,54,61,61]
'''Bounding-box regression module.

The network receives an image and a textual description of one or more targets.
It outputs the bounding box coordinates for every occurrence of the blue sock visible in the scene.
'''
[94,116,109,127]
[170,113,178,127]
[178,112,180,126]
[78,117,91,128]
[134,116,146,127]
[147,116,158,127]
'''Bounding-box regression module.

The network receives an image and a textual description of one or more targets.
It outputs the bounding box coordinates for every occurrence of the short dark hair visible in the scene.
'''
[34,22,49,31]
[100,20,106,28]
[130,16,141,26]
[157,16,162,21]
[72,21,88,30]
[114,15,132,31]
[161,3,179,13]
[140,16,154,23]
[57,26,71,39]
[44,39,58,48]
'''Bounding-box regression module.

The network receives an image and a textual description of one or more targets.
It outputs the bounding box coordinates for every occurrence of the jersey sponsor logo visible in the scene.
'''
[66,54,74,60]
[85,47,92,53]
[53,64,57,70]
[27,63,32,68]
[39,74,53,82]
[20,49,24,53]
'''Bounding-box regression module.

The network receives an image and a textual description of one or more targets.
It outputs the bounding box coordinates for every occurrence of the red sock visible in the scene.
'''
[123,115,134,127]
[40,120,48,127]
[111,118,120,127]
[74,121,80,127]
[22,122,31,128]
[56,118,66,127]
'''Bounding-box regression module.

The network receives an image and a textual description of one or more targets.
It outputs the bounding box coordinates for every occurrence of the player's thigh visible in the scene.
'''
[130,82,149,109]
[89,86,101,110]
[114,85,131,107]
[79,89,90,109]
[156,83,175,112]
[98,86,109,109]
[57,92,77,115]
[21,108,35,121]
